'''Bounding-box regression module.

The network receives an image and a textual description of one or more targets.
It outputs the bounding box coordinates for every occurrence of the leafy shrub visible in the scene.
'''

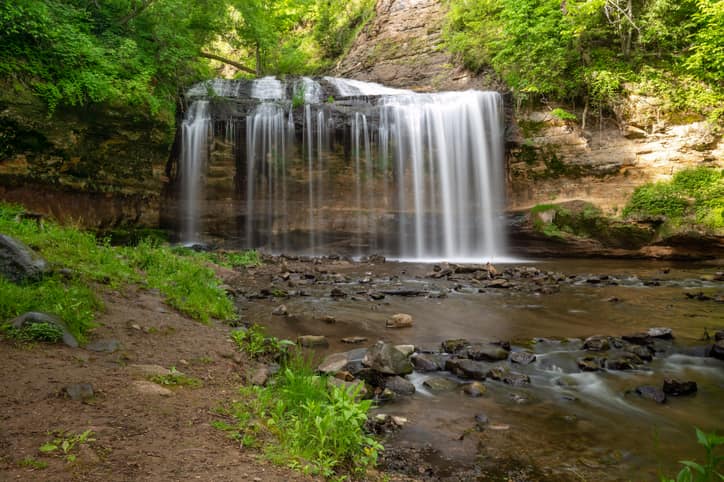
[551,108,577,121]
[661,428,723,482]
[215,352,382,477]
[230,324,294,360]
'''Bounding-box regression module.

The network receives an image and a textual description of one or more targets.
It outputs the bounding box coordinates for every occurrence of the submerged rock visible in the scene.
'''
[0,234,48,283]
[411,353,444,372]
[486,367,531,386]
[709,340,724,360]
[363,341,413,376]
[577,356,603,371]
[635,385,666,404]
[422,377,459,392]
[445,358,487,380]
[271,304,288,316]
[297,335,328,348]
[441,338,468,354]
[606,353,641,370]
[386,313,413,329]
[663,378,697,396]
[463,381,487,397]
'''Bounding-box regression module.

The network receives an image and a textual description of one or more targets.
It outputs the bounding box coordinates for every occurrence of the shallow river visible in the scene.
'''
[243,258,724,481]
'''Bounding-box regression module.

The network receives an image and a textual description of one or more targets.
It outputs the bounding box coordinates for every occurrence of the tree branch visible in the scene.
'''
[119,0,155,26]
[199,52,256,75]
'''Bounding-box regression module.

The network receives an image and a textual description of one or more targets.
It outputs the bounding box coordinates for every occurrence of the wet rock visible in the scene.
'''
[583,335,610,351]
[364,254,386,264]
[330,287,347,298]
[647,327,673,339]
[320,315,336,324]
[63,383,94,401]
[486,278,510,288]
[341,336,367,344]
[577,356,603,371]
[622,332,650,345]
[466,343,509,362]
[386,313,413,329]
[635,385,666,404]
[394,344,415,357]
[363,341,413,376]
[335,371,355,381]
[486,367,531,386]
[10,312,78,348]
[663,378,698,396]
[445,358,487,380]
[411,353,443,372]
[463,381,487,397]
[626,344,653,361]
[715,330,724,342]
[384,376,416,396]
[510,351,537,365]
[297,335,328,348]
[606,353,640,370]
[369,292,386,300]
[366,414,404,434]
[86,339,120,353]
[271,304,288,316]
[474,413,489,429]
[375,387,396,402]
[422,377,459,392]
[381,289,428,297]
[441,338,468,354]
[711,340,724,360]
[0,234,48,283]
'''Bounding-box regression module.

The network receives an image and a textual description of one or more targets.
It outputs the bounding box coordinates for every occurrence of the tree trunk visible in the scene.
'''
[199,52,256,75]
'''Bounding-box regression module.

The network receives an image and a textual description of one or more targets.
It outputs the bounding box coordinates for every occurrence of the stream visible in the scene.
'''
[236,256,724,481]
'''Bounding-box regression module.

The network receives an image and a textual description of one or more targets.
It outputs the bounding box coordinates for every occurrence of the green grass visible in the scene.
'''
[623,167,724,230]
[150,367,202,388]
[230,324,295,360]
[214,352,382,478]
[0,202,237,341]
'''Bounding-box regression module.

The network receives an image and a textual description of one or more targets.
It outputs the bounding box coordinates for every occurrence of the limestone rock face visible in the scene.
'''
[332,0,502,92]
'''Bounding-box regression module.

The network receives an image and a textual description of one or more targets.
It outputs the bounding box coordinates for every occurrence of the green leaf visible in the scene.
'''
[39,443,57,453]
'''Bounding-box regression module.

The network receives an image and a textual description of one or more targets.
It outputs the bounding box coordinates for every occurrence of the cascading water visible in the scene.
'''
[179,100,210,244]
[176,77,507,261]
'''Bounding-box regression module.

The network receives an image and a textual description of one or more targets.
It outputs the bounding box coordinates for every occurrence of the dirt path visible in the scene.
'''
[0,287,314,481]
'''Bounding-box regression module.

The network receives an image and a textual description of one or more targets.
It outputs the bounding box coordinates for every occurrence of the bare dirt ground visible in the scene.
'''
[0,286,315,482]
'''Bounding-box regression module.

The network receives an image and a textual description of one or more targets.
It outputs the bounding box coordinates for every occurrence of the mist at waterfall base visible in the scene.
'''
[176,77,513,263]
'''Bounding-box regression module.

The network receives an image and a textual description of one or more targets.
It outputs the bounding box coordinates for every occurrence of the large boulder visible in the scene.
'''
[0,235,48,283]
[445,358,487,380]
[466,342,510,362]
[362,341,413,376]
[383,376,416,396]
[10,312,78,347]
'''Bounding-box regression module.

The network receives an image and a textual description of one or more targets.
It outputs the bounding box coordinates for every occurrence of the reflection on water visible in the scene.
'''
[246,258,723,480]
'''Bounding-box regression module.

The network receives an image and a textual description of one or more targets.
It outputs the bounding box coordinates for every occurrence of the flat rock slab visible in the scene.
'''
[341,336,368,344]
[422,377,459,392]
[133,380,173,397]
[63,383,94,401]
[128,364,172,378]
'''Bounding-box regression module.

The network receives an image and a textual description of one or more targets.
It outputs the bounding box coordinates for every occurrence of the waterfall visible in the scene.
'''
[177,77,507,261]
[179,100,210,244]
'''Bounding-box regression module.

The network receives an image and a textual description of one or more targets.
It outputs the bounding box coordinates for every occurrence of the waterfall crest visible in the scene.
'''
[177,77,507,261]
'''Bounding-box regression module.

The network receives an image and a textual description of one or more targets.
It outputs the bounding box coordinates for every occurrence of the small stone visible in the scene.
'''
[577,356,602,371]
[133,380,173,396]
[63,383,94,401]
[663,378,697,396]
[606,353,641,370]
[369,292,386,300]
[463,381,487,397]
[272,304,288,316]
[510,351,537,365]
[583,336,610,351]
[422,377,459,392]
[341,336,367,344]
[486,278,510,288]
[297,335,328,348]
[386,313,413,329]
[251,366,271,386]
[647,327,673,339]
[487,367,530,386]
[466,343,509,362]
[320,315,337,324]
[474,413,489,429]
[441,339,468,354]
[86,339,120,353]
[635,385,666,403]
[445,358,487,380]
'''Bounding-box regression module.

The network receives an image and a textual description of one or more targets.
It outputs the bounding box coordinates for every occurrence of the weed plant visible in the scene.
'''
[215,351,382,478]
[230,324,294,360]
[150,367,202,388]
[661,428,723,482]
[39,429,95,463]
